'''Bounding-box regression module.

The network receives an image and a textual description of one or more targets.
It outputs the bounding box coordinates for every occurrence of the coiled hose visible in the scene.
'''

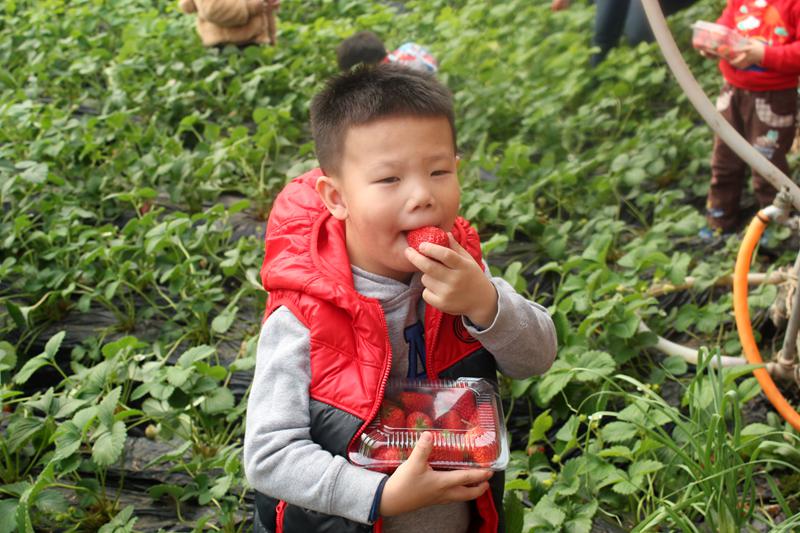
[734,212,800,431]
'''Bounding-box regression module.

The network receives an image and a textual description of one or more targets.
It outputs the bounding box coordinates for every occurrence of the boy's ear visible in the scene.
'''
[316,175,348,220]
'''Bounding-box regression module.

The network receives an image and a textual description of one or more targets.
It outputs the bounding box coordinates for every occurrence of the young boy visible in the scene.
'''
[696,0,800,236]
[336,30,439,73]
[244,65,557,533]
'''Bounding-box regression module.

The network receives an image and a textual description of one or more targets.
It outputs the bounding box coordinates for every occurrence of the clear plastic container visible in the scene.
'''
[691,21,747,60]
[348,378,509,472]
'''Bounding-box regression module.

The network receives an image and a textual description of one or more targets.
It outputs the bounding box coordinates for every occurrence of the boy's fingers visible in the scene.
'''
[416,243,460,268]
[421,287,444,310]
[738,39,755,51]
[446,233,468,255]
[414,237,469,269]
[405,247,429,271]
[407,431,433,466]
[446,234,473,262]
[420,275,447,296]
[405,247,448,275]
[438,468,492,488]
[443,481,490,502]
[729,52,746,67]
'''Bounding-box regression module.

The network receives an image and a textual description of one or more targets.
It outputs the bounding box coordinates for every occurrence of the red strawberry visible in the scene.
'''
[430,445,466,463]
[448,391,477,421]
[468,403,496,429]
[380,403,406,428]
[406,411,433,430]
[466,426,497,466]
[466,426,493,445]
[406,226,449,253]
[434,410,465,430]
[400,391,434,414]
[374,447,405,462]
[429,431,465,463]
[472,445,496,466]
[372,446,406,472]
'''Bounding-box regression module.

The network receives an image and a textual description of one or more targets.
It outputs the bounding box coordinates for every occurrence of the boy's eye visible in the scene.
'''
[376,177,400,184]
[431,170,451,176]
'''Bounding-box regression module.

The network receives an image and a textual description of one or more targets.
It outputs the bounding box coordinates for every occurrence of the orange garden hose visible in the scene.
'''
[734,212,800,431]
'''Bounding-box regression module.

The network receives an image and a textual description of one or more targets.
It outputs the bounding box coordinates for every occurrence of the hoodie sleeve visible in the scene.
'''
[461,262,557,378]
[761,42,800,74]
[244,307,387,524]
[761,7,800,74]
[192,0,264,27]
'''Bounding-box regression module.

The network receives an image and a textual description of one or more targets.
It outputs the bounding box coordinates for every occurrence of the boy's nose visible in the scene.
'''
[408,181,434,210]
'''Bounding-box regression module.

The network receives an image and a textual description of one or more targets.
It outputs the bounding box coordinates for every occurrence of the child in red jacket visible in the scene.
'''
[696,0,800,236]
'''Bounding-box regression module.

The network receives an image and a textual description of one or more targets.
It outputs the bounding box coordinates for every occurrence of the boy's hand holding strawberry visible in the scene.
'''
[379,432,492,517]
[405,228,498,329]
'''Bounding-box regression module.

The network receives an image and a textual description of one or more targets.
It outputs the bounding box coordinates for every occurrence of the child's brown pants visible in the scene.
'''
[707,83,797,232]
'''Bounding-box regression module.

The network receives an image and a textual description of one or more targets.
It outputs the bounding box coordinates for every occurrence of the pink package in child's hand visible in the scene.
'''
[347,378,509,473]
[691,21,747,60]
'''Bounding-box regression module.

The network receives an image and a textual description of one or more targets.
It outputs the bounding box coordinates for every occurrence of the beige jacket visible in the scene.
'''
[179,0,273,47]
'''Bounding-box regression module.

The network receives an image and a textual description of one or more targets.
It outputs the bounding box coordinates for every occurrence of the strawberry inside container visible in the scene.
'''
[348,378,509,472]
[691,21,747,60]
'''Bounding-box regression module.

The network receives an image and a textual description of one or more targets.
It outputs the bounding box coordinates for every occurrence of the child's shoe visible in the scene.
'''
[697,226,734,248]
[758,228,772,248]
[697,226,718,241]
[757,228,791,251]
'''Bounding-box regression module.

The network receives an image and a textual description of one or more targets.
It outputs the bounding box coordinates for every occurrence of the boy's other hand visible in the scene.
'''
[405,234,498,328]
[696,47,714,59]
[379,432,492,517]
[729,39,765,69]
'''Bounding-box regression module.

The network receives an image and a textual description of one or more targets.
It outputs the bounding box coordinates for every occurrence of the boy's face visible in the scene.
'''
[318,115,460,282]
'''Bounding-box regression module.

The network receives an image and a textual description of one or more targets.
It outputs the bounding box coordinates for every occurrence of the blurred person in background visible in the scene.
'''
[179,0,279,48]
[551,0,697,66]
[336,31,439,73]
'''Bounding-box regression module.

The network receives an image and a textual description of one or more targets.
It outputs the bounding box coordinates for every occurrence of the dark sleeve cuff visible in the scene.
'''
[463,315,486,331]
[368,476,388,523]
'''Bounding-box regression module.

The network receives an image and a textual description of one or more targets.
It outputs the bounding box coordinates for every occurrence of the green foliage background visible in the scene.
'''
[2,0,800,531]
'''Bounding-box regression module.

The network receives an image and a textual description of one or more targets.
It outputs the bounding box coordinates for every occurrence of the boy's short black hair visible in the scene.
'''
[310,64,456,176]
[336,31,387,71]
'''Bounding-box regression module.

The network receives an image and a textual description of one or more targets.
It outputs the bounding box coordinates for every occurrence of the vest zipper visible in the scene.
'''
[346,303,393,452]
[425,305,443,378]
[275,500,287,533]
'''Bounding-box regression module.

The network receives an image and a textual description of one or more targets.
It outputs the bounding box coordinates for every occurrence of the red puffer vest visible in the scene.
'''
[255,169,504,533]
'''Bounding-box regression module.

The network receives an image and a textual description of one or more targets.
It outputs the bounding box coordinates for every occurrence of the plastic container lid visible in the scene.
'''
[691,20,747,59]
[348,378,509,472]
[691,21,733,35]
